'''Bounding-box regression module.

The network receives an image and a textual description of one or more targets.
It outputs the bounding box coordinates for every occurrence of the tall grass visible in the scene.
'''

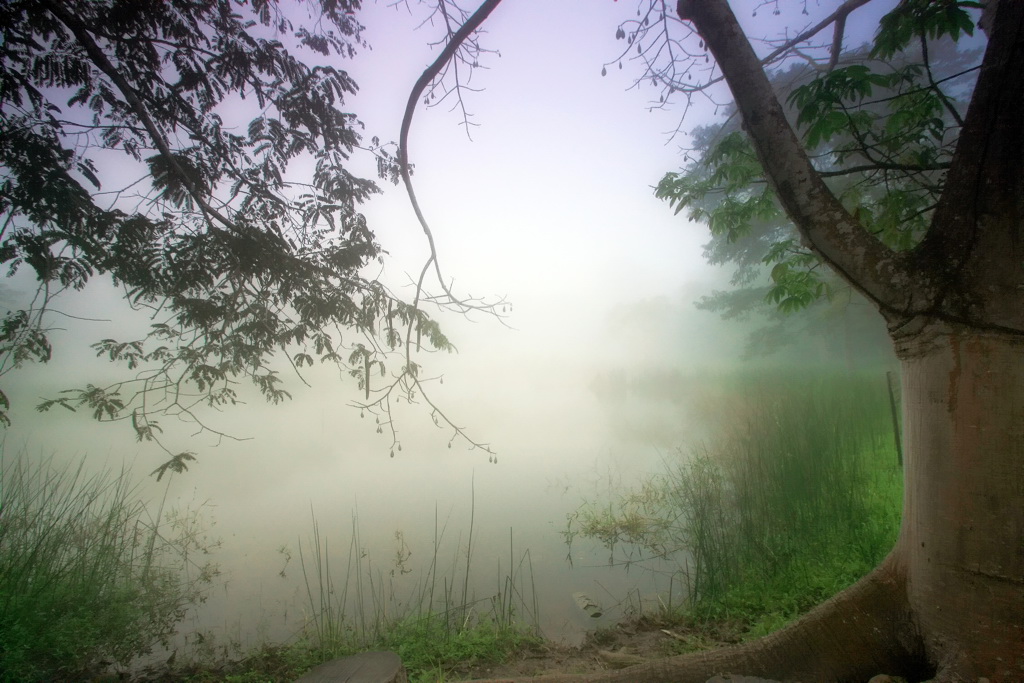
[569,370,903,633]
[288,494,541,681]
[0,450,218,681]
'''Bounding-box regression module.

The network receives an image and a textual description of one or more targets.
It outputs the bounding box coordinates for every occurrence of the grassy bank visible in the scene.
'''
[154,506,541,682]
[0,450,538,682]
[0,450,218,682]
[253,507,542,683]
[569,370,903,638]
[4,370,902,681]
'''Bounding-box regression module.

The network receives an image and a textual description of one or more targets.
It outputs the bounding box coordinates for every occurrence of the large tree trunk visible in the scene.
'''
[896,325,1024,681]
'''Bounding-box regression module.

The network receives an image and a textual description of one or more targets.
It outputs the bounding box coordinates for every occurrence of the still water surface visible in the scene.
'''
[167,366,702,651]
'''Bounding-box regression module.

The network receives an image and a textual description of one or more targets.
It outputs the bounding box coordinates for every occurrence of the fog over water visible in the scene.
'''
[0,0,895,655]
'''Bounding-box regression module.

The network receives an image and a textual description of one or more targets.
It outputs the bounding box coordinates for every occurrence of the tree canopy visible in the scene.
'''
[654,5,981,333]
[0,0,501,471]
[653,34,978,359]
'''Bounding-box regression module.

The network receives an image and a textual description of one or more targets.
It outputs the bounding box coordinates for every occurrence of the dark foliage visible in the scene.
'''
[651,10,981,353]
[0,0,444,462]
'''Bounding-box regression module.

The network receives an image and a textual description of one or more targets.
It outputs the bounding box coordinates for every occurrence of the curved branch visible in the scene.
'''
[398,0,504,304]
[397,0,508,366]
[396,0,513,371]
[342,0,507,459]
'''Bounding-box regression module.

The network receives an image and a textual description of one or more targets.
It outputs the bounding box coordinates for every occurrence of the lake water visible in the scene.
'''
[2,320,718,659]
[158,364,705,653]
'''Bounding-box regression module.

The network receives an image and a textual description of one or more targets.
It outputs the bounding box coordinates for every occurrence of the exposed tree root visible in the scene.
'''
[467,556,930,683]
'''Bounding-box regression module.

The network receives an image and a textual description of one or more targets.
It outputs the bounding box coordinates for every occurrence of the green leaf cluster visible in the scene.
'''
[657,6,980,329]
[657,131,780,245]
[873,0,980,59]
[0,1,450,444]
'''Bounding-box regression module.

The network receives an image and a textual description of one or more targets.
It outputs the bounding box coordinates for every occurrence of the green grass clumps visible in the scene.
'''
[570,370,903,638]
[249,504,541,683]
[183,618,538,683]
[181,616,539,683]
[0,449,538,682]
[0,450,218,682]
[372,614,540,682]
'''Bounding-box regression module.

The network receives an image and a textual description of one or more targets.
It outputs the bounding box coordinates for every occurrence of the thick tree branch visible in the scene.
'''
[615,0,872,123]
[922,0,1024,333]
[675,0,923,321]
[828,10,847,71]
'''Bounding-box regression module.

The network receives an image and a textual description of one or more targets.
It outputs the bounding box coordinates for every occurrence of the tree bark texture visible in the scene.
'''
[896,326,1024,681]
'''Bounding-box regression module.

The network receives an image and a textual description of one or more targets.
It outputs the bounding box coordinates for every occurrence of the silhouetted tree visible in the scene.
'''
[0,0,499,470]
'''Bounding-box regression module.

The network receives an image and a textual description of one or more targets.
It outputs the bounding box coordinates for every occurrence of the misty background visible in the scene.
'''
[0,0,895,651]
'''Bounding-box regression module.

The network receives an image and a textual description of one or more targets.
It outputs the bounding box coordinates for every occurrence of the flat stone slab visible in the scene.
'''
[294,651,407,683]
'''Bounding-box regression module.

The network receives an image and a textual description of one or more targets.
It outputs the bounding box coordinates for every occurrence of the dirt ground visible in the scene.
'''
[118,615,747,682]
[451,615,746,681]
